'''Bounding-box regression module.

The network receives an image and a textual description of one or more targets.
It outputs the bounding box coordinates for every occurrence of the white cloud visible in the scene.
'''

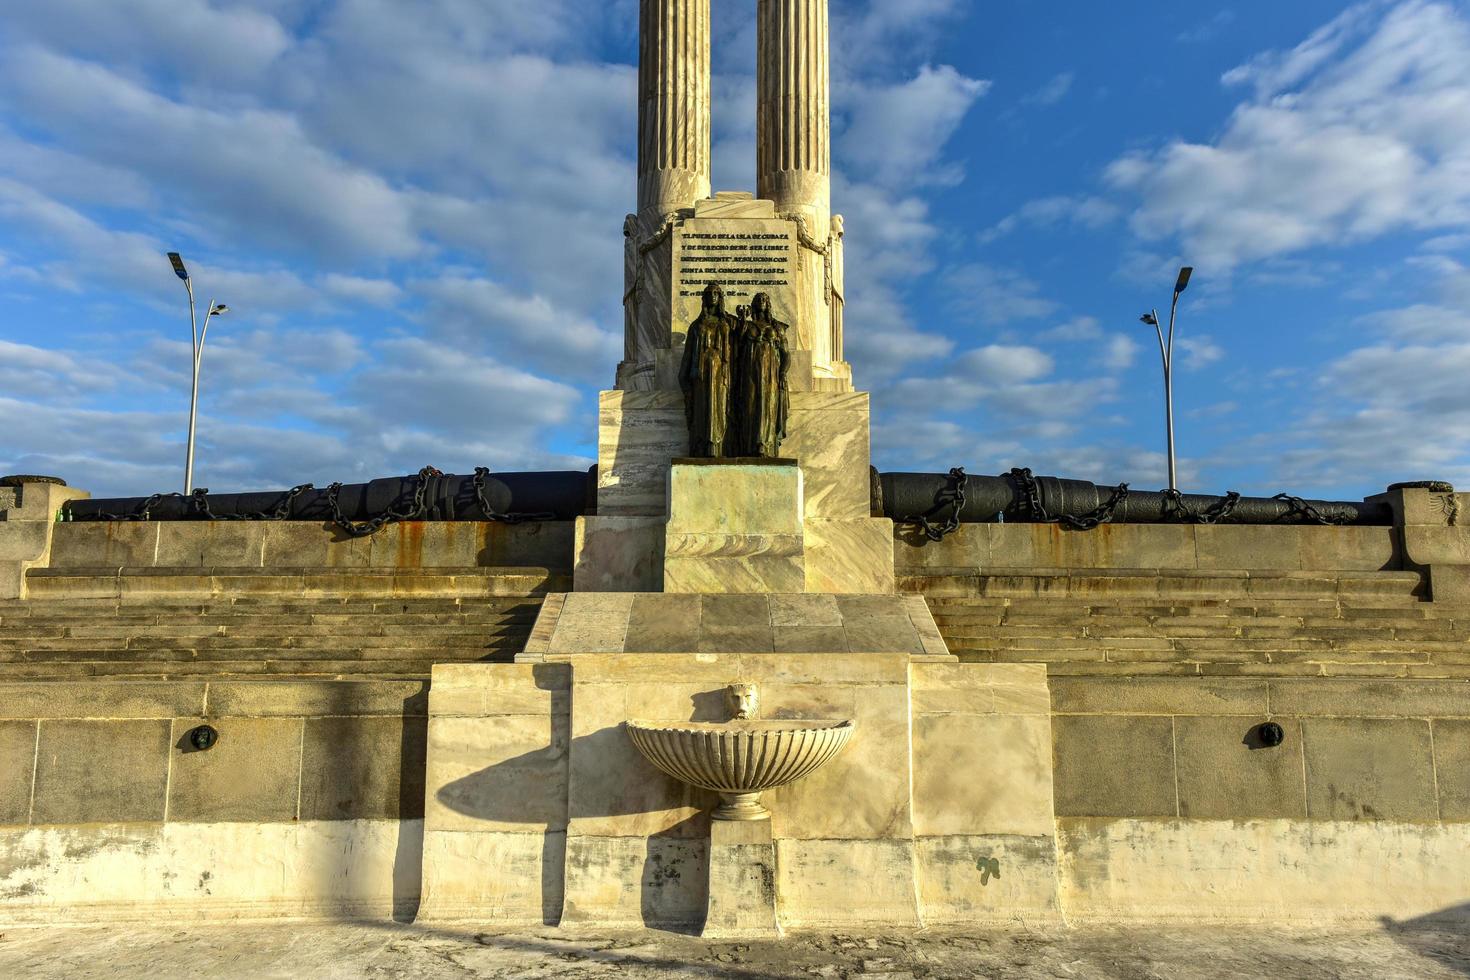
[1102,334,1140,371]
[945,263,1060,325]
[1022,72,1075,107]
[1178,335,1226,370]
[1039,316,1103,341]
[840,65,991,187]
[980,195,1121,243]
[1178,10,1238,44]
[1109,0,1470,270]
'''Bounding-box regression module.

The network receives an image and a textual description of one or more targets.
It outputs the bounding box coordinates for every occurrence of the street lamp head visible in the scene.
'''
[1140,312,1159,326]
[209,304,230,316]
[167,252,190,282]
[1175,266,1194,294]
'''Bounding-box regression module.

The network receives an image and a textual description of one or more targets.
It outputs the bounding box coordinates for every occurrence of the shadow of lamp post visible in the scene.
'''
[167,252,229,495]
[1140,266,1193,493]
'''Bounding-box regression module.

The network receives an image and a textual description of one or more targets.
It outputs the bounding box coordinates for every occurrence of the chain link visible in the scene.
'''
[472,468,557,525]
[1160,488,1242,525]
[1271,493,1352,526]
[899,467,969,542]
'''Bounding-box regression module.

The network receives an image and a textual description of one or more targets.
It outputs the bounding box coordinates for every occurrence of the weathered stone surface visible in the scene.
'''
[573,516,664,593]
[1173,716,1307,820]
[703,818,780,939]
[913,713,1055,838]
[418,827,562,924]
[560,834,708,928]
[0,682,208,720]
[1433,719,1470,820]
[426,713,567,834]
[775,838,919,928]
[300,715,428,821]
[665,462,806,594]
[1057,818,1470,923]
[804,517,895,594]
[31,719,171,824]
[781,394,869,520]
[1301,718,1439,821]
[916,834,1060,923]
[0,720,36,824]
[1052,716,1177,818]
[168,717,303,823]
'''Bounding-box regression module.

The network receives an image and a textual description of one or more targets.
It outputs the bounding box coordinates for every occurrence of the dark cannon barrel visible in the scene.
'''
[64,470,595,524]
[880,471,1393,527]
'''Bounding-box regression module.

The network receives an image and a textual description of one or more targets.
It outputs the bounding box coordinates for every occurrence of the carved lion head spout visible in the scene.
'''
[725,683,759,721]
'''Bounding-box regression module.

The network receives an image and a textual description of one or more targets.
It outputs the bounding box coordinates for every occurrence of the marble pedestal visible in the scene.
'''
[665,460,805,594]
[574,390,896,594]
[704,818,780,939]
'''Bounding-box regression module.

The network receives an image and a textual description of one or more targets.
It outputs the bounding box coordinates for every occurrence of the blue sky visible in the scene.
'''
[2,0,1468,500]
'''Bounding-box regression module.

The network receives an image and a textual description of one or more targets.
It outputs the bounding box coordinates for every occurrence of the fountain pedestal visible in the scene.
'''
[705,819,781,939]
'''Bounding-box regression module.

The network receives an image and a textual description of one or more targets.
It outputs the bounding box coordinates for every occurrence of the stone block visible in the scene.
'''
[1433,719,1470,821]
[1052,715,1177,818]
[573,516,663,593]
[703,818,779,939]
[1196,526,1304,571]
[1297,526,1399,572]
[167,717,303,823]
[1268,678,1470,718]
[1174,716,1307,820]
[595,391,688,518]
[560,834,708,928]
[1050,677,1268,716]
[768,683,912,841]
[775,838,919,928]
[259,523,372,567]
[781,393,872,522]
[667,461,802,535]
[301,715,428,821]
[804,518,895,594]
[31,719,171,824]
[1430,564,1470,604]
[915,834,1060,923]
[893,523,991,573]
[429,664,568,718]
[46,523,158,567]
[624,594,702,652]
[0,681,208,720]
[1302,717,1438,821]
[0,720,36,824]
[913,713,1055,838]
[419,828,564,924]
[769,593,841,627]
[1,481,87,522]
[426,714,568,834]
[153,524,267,567]
[206,680,429,718]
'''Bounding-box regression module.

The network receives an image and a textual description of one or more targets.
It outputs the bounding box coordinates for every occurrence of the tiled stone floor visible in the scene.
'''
[0,921,1466,979]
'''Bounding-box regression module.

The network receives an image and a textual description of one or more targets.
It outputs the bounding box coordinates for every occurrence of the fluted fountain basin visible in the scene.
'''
[625,719,855,821]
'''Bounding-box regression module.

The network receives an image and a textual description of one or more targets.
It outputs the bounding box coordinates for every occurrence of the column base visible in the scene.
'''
[704,818,782,940]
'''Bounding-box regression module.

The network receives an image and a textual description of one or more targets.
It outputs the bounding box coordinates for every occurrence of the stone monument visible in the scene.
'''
[579,0,891,595]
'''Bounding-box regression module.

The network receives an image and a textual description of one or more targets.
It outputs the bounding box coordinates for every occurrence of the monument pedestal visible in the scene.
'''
[573,390,896,594]
[665,460,805,594]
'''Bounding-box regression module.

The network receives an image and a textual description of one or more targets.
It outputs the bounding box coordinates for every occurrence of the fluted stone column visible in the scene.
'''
[757,0,831,230]
[638,0,712,219]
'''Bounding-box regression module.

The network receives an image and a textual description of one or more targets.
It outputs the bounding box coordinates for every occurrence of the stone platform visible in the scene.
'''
[418,592,1059,930]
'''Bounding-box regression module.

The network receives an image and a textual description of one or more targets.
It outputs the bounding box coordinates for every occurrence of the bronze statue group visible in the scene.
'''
[680,282,792,460]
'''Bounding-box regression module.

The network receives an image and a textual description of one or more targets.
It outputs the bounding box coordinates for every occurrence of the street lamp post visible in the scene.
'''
[1140,266,1193,492]
[167,252,228,495]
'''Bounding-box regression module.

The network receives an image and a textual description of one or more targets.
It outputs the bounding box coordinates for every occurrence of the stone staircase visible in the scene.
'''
[0,565,568,680]
[913,567,1469,678]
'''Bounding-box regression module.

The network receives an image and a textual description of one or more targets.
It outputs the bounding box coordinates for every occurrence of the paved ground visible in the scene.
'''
[1,921,1467,979]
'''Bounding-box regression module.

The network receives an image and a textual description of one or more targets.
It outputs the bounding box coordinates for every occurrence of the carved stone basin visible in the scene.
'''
[625,718,855,821]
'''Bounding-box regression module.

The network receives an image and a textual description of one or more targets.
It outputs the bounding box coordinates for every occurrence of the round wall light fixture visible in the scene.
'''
[189,724,219,751]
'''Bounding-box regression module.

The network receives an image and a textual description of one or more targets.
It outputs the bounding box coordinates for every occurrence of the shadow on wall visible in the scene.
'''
[435,679,719,931]
[1382,905,1470,977]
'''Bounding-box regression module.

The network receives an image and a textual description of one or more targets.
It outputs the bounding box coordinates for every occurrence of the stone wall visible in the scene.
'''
[896,522,1404,576]
[45,520,576,571]
[0,678,428,922]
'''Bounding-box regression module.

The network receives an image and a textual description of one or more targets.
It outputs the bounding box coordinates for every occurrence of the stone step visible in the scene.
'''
[906,568,1426,600]
[23,566,571,599]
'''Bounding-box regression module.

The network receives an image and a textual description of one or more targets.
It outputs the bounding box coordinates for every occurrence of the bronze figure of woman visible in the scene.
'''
[732,292,791,458]
[679,283,736,458]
